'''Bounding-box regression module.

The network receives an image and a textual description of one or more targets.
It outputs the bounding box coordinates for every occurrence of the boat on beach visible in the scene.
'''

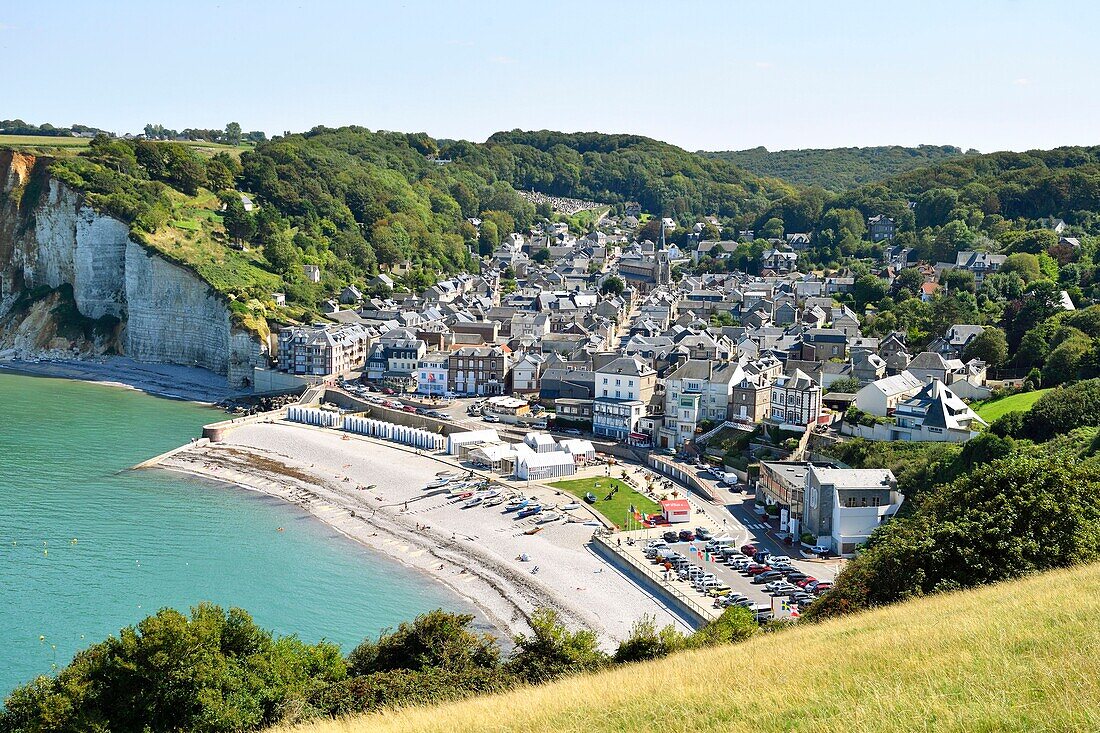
[560,502,581,510]
[516,505,542,518]
[462,496,483,508]
[523,526,543,535]
[504,498,529,512]
[483,496,505,507]
[584,492,597,504]
[536,512,560,524]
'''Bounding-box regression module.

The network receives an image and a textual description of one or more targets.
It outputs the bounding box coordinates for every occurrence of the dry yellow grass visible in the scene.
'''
[275,563,1100,733]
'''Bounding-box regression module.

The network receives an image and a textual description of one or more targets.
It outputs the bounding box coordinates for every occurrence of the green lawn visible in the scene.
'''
[973,388,1051,423]
[549,477,661,529]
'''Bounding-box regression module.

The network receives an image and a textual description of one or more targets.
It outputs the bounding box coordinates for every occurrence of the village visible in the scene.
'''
[238,198,1079,574]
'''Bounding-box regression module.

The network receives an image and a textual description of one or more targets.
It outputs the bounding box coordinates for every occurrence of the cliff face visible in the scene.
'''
[0,150,266,387]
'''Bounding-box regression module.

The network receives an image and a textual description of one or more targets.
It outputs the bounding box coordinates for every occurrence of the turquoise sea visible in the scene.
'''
[0,371,463,697]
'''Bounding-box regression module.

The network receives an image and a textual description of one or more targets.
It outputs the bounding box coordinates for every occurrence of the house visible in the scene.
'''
[953,251,1006,282]
[339,285,364,305]
[853,371,925,416]
[449,345,513,396]
[515,450,576,481]
[415,352,450,397]
[769,369,822,428]
[658,359,745,449]
[868,214,896,241]
[511,353,546,394]
[862,379,986,442]
[929,325,985,359]
[802,467,904,557]
[366,332,426,388]
[554,398,593,427]
[801,328,848,361]
[851,351,887,384]
[592,356,657,442]
[760,246,799,274]
[906,351,965,385]
[277,323,372,378]
[303,264,321,283]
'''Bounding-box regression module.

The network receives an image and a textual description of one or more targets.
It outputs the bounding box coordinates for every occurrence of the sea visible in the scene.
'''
[0,371,464,697]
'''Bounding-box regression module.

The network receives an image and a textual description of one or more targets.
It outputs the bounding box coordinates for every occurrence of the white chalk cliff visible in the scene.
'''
[0,150,266,387]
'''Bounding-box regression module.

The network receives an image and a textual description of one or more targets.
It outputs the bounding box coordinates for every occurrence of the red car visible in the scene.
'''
[746,564,773,576]
[812,583,832,595]
[402,406,417,413]
[740,543,757,557]
[381,387,394,395]
[796,577,818,588]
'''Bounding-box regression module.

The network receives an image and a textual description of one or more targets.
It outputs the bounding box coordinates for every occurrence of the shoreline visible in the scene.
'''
[151,421,691,645]
[0,356,235,404]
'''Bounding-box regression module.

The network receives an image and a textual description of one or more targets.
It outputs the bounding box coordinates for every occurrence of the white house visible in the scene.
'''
[660,498,692,524]
[523,432,558,454]
[769,369,822,428]
[854,371,925,416]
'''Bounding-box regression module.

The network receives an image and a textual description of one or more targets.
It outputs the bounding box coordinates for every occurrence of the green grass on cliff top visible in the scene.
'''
[277,561,1100,733]
[0,134,249,158]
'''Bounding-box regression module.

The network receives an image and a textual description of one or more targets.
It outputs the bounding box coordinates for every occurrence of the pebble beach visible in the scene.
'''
[158,421,690,644]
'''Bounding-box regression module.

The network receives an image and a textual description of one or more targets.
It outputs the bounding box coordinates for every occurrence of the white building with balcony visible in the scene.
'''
[803,466,904,557]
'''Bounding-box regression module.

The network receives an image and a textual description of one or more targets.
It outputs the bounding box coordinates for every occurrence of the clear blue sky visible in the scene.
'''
[3,0,1097,153]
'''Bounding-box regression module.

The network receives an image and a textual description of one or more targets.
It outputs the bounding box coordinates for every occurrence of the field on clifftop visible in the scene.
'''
[275,562,1100,733]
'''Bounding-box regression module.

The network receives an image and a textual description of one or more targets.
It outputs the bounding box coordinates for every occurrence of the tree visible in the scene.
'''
[0,604,345,733]
[853,274,888,308]
[224,121,242,146]
[760,217,784,239]
[221,194,256,245]
[894,268,925,293]
[688,606,759,647]
[613,617,686,663]
[961,327,1008,367]
[940,268,975,294]
[505,608,608,683]
[531,248,550,264]
[1002,253,1042,283]
[826,376,863,394]
[477,219,499,257]
[206,158,235,191]
[347,611,499,676]
[600,276,625,296]
[264,230,298,274]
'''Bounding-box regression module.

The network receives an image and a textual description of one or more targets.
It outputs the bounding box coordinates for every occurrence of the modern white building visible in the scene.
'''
[803,466,904,557]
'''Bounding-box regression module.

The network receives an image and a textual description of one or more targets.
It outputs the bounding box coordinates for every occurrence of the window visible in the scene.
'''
[615,379,621,386]
[603,389,608,397]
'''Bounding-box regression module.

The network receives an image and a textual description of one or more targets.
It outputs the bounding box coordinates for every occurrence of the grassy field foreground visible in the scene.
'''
[276,562,1100,733]
[550,477,660,528]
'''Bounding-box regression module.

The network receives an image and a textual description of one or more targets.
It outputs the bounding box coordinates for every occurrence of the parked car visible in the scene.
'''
[482,414,500,423]
[563,428,582,436]
[809,545,831,556]
[695,527,713,541]
[791,592,816,606]
[785,571,809,584]
[796,577,818,588]
[678,529,696,542]
[753,571,783,584]
[766,554,793,566]
[740,543,757,557]
[530,421,548,430]
[746,564,773,576]
[662,531,680,543]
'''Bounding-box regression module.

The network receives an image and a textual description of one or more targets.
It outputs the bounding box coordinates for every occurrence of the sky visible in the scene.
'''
[3,0,1098,153]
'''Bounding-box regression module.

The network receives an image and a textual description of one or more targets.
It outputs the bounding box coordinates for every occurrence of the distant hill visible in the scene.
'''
[275,561,1100,733]
[702,145,967,191]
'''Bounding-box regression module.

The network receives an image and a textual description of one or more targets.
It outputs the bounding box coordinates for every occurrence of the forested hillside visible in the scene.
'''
[703,145,966,191]
[460,130,797,221]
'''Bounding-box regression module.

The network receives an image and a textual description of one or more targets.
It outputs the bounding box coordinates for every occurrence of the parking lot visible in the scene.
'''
[641,534,834,618]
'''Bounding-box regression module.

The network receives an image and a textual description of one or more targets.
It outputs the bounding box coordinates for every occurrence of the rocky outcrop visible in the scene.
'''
[0,150,266,387]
